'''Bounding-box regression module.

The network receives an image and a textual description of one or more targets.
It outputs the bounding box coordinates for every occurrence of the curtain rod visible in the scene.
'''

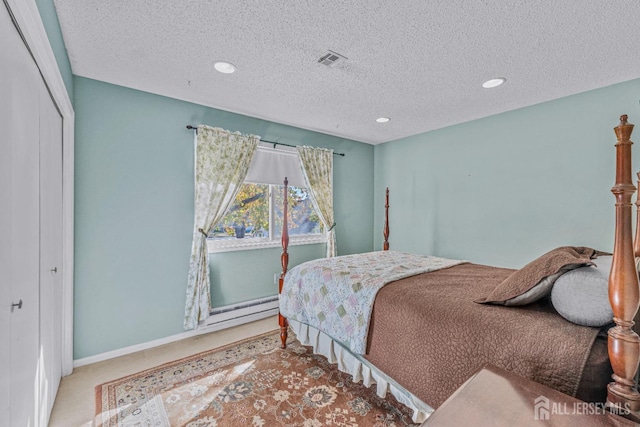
[186,125,345,157]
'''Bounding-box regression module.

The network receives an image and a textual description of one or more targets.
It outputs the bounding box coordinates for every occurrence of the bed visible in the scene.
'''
[277,115,640,423]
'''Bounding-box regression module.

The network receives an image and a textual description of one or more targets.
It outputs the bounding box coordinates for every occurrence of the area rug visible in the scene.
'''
[95,330,420,426]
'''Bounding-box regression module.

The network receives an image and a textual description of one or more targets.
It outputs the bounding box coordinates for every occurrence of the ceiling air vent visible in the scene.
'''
[317,50,347,67]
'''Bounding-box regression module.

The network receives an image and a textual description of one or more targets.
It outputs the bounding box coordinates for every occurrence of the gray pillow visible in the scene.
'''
[550,256,613,327]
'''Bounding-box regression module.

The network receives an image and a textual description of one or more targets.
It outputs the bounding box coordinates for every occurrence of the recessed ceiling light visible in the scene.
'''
[214,61,236,74]
[376,117,390,123]
[482,77,506,88]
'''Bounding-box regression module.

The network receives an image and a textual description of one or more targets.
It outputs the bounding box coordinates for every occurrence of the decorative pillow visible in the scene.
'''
[551,256,613,327]
[474,246,597,305]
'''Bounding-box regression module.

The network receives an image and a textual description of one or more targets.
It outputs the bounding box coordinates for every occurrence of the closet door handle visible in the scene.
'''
[50,267,58,273]
[11,299,23,311]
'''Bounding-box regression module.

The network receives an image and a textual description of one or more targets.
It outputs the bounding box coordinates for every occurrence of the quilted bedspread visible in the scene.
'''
[364,263,605,407]
[279,250,465,354]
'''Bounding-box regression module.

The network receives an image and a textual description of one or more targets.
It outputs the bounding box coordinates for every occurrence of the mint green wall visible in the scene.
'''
[73,77,374,359]
[209,245,326,305]
[35,0,73,99]
[374,79,640,269]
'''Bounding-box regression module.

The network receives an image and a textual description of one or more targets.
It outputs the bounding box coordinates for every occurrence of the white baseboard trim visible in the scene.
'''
[74,306,278,368]
[73,327,207,368]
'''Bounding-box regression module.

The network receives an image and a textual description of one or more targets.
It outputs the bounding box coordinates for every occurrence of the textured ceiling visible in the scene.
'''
[53,0,640,144]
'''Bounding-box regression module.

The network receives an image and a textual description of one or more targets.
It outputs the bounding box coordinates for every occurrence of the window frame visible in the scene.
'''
[207,165,327,254]
[207,231,326,253]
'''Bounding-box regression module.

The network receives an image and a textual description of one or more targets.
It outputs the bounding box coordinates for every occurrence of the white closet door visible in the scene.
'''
[39,78,64,425]
[0,2,13,421]
[5,2,42,425]
[10,51,41,427]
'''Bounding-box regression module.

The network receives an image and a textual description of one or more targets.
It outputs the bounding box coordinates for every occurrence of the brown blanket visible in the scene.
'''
[364,263,601,408]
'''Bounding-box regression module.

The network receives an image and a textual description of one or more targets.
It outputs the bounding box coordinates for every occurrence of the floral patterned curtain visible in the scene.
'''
[184,126,259,330]
[297,146,336,257]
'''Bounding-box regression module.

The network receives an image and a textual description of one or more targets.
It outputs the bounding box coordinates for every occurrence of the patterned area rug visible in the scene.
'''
[95,330,420,426]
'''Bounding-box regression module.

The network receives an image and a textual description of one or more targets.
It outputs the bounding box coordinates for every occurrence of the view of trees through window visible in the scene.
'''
[209,183,323,240]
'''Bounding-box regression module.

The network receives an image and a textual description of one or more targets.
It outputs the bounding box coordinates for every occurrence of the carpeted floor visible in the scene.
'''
[94,330,419,426]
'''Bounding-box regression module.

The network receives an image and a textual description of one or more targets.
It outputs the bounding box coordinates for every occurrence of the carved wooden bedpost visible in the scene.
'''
[635,171,640,258]
[278,177,290,349]
[607,115,640,420]
[383,187,390,250]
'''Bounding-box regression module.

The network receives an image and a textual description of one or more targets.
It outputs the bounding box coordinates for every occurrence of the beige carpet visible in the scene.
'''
[94,330,419,426]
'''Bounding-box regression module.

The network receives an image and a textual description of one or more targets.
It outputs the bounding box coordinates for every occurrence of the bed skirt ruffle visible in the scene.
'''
[288,319,433,423]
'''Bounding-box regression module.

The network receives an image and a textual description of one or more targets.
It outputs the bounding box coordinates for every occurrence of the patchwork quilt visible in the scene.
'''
[279,250,465,354]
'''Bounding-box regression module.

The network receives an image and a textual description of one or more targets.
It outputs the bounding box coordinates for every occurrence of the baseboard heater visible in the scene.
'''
[204,295,279,331]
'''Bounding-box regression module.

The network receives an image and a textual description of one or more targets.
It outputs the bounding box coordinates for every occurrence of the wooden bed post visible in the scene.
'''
[635,171,640,258]
[278,177,289,349]
[383,187,390,250]
[607,115,640,420]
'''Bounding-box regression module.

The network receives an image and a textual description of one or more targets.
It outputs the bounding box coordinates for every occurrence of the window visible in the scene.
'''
[207,144,326,253]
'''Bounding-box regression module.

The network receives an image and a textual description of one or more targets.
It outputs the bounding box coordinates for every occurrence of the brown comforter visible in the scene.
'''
[364,263,603,408]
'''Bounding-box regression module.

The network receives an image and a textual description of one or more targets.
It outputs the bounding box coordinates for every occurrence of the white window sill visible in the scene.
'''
[207,235,326,254]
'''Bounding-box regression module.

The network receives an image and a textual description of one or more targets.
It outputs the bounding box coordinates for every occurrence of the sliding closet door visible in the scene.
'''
[0,2,13,421]
[39,78,64,424]
[1,2,66,425]
[10,40,41,427]
[2,2,43,425]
